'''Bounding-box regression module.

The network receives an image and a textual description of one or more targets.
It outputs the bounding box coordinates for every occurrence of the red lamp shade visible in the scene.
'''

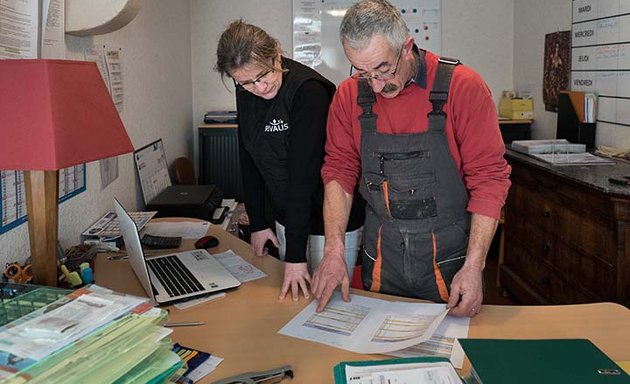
[0,59,134,170]
[0,59,134,286]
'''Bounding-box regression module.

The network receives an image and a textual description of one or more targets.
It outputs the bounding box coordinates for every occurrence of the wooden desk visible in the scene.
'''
[502,149,630,306]
[95,220,630,383]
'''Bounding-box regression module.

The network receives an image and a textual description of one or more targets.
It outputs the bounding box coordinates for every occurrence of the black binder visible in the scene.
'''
[556,91,596,149]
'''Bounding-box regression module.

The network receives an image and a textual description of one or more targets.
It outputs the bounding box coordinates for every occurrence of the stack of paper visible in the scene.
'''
[511,139,586,154]
[0,285,185,383]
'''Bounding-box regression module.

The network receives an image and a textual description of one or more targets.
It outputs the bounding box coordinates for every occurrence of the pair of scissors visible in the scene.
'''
[3,263,33,284]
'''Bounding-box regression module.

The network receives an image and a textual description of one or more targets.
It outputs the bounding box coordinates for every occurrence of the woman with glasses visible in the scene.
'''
[215,20,364,302]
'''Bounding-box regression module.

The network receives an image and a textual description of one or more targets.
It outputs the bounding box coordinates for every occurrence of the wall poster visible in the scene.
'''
[543,31,571,112]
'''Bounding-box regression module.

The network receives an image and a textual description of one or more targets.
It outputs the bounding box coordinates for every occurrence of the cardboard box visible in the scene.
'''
[499,98,534,120]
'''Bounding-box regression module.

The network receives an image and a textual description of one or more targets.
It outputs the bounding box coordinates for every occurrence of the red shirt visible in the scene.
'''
[322,50,511,220]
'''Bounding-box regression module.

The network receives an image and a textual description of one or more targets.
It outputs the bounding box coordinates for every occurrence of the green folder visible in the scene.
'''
[333,356,464,383]
[459,339,630,384]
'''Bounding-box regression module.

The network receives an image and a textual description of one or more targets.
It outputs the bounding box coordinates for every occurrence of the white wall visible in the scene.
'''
[0,0,193,267]
[513,0,571,139]
[191,0,515,126]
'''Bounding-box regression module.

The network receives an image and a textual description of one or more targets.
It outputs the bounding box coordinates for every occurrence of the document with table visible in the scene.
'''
[279,292,449,354]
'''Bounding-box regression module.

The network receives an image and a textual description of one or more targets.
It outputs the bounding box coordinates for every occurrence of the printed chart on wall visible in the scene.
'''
[293,0,441,85]
[571,0,630,139]
[0,168,86,235]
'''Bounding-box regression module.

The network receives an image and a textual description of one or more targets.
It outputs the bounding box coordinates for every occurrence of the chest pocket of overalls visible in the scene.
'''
[364,149,437,220]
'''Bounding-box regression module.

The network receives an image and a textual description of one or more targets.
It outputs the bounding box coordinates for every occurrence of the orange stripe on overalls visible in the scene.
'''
[371,225,383,292]
[432,232,450,302]
[382,181,391,216]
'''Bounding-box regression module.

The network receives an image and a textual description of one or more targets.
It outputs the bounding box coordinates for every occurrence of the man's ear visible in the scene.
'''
[404,36,415,51]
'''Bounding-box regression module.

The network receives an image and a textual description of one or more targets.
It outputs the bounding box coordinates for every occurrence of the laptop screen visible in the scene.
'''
[113,198,155,300]
[134,139,172,205]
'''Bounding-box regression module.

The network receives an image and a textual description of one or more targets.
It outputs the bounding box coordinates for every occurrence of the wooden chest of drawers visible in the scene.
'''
[501,150,630,306]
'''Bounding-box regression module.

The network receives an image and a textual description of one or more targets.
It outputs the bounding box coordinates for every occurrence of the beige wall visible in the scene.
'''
[513,0,571,140]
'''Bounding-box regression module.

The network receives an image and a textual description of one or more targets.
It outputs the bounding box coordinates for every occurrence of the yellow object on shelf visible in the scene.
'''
[499,97,534,120]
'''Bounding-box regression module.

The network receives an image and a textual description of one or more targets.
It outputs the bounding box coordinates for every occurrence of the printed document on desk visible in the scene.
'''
[214,250,266,283]
[334,357,461,384]
[387,311,470,368]
[0,286,146,361]
[278,293,448,354]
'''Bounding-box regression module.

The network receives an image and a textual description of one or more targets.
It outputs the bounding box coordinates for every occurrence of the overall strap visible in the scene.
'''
[357,78,378,135]
[428,57,460,132]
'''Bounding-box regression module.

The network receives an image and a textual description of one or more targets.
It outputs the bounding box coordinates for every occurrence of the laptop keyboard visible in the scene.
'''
[147,256,205,297]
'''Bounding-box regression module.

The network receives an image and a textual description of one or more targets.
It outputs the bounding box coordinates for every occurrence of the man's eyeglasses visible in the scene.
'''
[233,58,275,90]
[350,46,403,81]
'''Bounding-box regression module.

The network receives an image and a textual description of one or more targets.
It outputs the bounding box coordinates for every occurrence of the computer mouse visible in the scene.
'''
[194,235,219,249]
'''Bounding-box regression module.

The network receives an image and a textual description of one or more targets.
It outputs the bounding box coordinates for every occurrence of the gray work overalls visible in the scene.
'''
[358,58,471,303]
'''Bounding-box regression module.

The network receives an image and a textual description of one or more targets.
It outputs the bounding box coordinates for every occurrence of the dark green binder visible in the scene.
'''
[459,339,630,384]
[333,356,463,383]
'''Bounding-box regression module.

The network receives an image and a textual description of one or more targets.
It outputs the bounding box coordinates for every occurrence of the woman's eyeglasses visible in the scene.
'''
[233,58,276,90]
[350,46,403,81]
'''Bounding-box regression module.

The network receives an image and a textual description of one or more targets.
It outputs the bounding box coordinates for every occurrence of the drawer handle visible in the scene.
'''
[542,277,550,286]
[542,244,551,252]
[542,210,551,218]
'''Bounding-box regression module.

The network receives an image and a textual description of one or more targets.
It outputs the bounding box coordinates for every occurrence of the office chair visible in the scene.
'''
[172,157,197,185]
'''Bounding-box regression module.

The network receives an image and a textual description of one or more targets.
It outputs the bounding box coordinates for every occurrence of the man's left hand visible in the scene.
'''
[446,264,484,317]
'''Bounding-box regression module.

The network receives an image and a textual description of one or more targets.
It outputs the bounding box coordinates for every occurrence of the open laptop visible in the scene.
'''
[114,198,240,305]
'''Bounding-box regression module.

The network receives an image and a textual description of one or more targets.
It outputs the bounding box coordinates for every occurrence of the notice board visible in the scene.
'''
[571,0,630,139]
[293,0,441,85]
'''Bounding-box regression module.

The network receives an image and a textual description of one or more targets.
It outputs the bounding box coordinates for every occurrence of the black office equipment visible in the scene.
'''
[194,235,219,249]
[203,110,237,124]
[134,139,224,220]
[141,234,182,249]
[146,184,223,220]
[556,91,596,149]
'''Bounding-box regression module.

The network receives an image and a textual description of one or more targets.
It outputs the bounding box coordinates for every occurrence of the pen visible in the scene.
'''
[164,321,206,328]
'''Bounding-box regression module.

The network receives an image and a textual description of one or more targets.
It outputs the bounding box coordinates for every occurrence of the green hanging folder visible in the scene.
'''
[459,338,630,384]
[333,356,464,383]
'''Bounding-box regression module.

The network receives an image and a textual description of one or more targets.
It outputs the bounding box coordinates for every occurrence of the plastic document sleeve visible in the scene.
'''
[333,356,463,384]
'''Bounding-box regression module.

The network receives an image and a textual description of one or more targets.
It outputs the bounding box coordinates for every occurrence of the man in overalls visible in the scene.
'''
[312,0,511,317]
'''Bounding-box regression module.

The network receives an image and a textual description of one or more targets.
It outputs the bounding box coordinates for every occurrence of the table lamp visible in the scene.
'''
[0,59,134,286]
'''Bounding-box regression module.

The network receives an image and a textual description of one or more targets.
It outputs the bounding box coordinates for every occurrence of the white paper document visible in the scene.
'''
[278,293,448,354]
[387,314,469,368]
[345,361,460,384]
[214,249,267,283]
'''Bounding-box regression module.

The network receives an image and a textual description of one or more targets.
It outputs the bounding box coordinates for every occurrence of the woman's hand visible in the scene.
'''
[250,228,279,257]
[279,262,311,301]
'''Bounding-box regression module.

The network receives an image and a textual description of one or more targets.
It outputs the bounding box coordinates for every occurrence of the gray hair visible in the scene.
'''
[340,0,409,51]
[215,20,280,81]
